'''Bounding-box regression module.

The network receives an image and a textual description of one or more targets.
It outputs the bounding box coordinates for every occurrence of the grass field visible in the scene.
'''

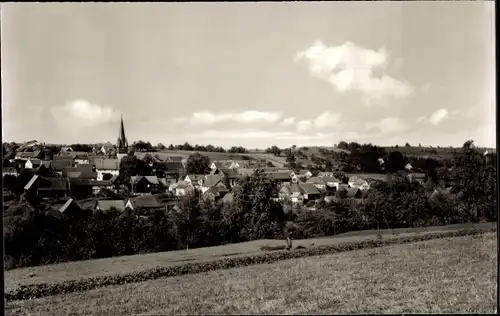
[5,222,495,292]
[7,232,496,315]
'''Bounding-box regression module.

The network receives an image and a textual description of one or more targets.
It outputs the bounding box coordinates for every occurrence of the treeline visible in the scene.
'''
[4,141,496,269]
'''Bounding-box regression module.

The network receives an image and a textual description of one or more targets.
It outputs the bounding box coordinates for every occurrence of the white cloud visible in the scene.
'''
[297,120,313,133]
[365,117,408,135]
[174,111,282,125]
[313,111,342,128]
[280,117,296,126]
[50,100,118,127]
[295,41,413,103]
[428,108,449,125]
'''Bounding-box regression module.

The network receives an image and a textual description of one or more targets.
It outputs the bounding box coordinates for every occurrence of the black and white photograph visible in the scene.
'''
[1,2,497,315]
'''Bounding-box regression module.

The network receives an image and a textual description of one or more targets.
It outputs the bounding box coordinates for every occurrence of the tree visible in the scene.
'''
[387,151,406,173]
[186,153,210,174]
[284,149,296,170]
[405,142,411,147]
[266,145,281,157]
[168,144,174,150]
[157,143,166,150]
[232,170,286,240]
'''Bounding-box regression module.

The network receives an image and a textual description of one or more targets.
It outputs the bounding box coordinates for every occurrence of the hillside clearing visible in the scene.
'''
[7,233,497,315]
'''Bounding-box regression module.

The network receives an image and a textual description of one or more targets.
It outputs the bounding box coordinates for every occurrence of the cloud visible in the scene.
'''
[296,120,313,133]
[280,117,296,126]
[428,108,449,125]
[313,111,342,128]
[50,100,119,127]
[174,111,282,125]
[289,111,343,133]
[295,41,413,103]
[365,117,409,135]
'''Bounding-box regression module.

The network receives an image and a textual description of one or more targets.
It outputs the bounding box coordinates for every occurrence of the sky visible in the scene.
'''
[1,2,496,149]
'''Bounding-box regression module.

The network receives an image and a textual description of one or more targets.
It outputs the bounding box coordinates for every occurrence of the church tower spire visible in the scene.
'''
[117,114,128,155]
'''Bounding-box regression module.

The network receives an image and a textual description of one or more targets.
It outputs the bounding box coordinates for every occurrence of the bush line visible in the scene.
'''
[5,228,493,301]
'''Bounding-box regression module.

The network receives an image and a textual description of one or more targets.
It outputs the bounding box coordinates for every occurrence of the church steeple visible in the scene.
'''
[117,115,128,154]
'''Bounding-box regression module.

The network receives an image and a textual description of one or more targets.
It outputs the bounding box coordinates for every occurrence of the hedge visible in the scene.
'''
[5,227,493,301]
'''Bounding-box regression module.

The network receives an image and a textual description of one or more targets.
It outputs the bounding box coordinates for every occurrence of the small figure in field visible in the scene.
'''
[284,229,293,250]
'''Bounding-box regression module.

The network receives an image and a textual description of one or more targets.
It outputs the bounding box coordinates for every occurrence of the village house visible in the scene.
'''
[130,175,160,195]
[265,171,293,183]
[318,172,335,177]
[299,182,321,201]
[125,193,178,212]
[318,176,341,191]
[94,158,120,181]
[306,177,327,190]
[76,198,99,211]
[279,182,321,204]
[348,177,370,191]
[15,150,43,161]
[24,176,70,200]
[203,184,229,201]
[297,170,313,180]
[99,142,115,155]
[184,174,205,187]
[96,200,127,213]
[46,198,86,219]
[51,159,75,176]
[62,164,97,180]
[3,166,18,177]
[172,181,193,196]
[92,177,119,195]
[164,161,185,182]
[210,168,239,187]
[74,154,90,165]
[25,159,42,169]
[35,163,57,178]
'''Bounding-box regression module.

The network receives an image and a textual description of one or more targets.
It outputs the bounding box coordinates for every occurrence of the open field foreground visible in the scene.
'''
[7,232,497,315]
[5,222,494,293]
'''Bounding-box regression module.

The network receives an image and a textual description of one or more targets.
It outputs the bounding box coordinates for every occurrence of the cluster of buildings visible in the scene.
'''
[3,116,429,218]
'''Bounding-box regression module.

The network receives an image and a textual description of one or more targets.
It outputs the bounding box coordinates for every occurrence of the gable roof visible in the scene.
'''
[47,177,71,191]
[164,162,184,173]
[26,159,42,167]
[52,160,74,171]
[319,176,340,183]
[128,193,177,209]
[186,174,205,181]
[236,168,256,177]
[55,198,80,213]
[97,200,126,212]
[223,168,240,177]
[203,175,223,188]
[24,175,40,190]
[94,158,120,170]
[17,151,41,158]
[346,187,361,197]
[299,183,320,195]
[76,198,98,210]
[131,175,160,185]
[306,177,325,185]
[268,172,291,181]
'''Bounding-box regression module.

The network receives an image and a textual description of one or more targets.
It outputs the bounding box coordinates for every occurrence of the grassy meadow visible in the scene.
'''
[7,232,497,315]
[5,223,494,292]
